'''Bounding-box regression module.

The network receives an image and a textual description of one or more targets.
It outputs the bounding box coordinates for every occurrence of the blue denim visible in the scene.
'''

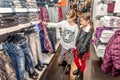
[3,42,25,80]
[19,43,35,74]
[39,30,49,53]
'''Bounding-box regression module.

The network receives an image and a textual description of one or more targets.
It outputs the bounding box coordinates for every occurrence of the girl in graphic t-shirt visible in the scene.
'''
[42,9,79,74]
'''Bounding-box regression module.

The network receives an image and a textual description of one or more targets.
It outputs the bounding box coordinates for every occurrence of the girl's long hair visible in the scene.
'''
[79,13,94,32]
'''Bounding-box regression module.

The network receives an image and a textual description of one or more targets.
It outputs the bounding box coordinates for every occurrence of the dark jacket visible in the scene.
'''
[76,27,93,58]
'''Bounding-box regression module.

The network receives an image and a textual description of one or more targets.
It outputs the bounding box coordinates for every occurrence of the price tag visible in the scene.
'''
[35,24,39,32]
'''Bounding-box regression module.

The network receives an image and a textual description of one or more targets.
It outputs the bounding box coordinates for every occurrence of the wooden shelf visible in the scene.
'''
[0,21,40,35]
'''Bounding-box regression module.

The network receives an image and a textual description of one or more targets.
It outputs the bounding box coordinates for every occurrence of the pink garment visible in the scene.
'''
[101,30,120,77]
[39,6,53,53]
[107,2,115,13]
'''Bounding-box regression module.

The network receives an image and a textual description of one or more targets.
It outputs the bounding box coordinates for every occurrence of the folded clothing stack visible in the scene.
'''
[100,16,120,27]
[26,0,38,8]
[12,0,27,8]
[0,0,13,8]
[17,12,30,24]
[29,12,39,21]
[0,13,19,29]
[93,16,120,57]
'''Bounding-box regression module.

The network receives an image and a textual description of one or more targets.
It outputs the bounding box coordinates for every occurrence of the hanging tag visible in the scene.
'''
[35,24,39,32]
[45,3,49,10]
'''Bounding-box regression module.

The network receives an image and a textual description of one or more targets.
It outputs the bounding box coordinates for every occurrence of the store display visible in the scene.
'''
[0,13,19,29]
[101,30,120,77]
[0,0,61,80]
[114,0,120,13]
[0,0,12,8]
[12,0,27,8]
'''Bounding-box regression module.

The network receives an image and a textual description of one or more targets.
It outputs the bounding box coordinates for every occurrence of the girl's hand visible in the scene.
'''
[42,22,48,26]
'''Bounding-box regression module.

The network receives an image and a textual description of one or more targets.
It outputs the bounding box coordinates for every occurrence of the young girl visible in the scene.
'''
[43,9,79,74]
[73,13,94,80]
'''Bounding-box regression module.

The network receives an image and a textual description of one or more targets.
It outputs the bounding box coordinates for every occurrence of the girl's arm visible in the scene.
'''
[42,21,65,28]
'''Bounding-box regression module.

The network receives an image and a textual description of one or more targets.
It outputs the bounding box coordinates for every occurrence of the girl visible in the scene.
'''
[73,13,94,80]
[42,9,79,74]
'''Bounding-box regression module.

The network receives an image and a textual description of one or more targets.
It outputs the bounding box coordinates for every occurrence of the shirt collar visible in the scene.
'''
[80,24,91,32]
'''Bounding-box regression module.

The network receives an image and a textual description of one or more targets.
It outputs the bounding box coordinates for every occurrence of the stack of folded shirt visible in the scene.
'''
[100,16,120,27]
[26,0,38,8]
[0,13,19,29]
[0,0,13,8]
[17,12,30,24]
[12,0,27,8]
[29,12,39,21]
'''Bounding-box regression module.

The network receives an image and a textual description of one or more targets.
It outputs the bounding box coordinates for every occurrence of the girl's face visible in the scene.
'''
[80,18,89,27]
[66,15,74,23]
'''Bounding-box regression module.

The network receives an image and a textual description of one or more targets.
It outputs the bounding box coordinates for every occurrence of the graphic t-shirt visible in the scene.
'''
[48,20,79,50]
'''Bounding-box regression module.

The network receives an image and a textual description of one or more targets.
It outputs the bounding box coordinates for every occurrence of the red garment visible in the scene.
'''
[58,7,63,21]
[73,49,90,72]
[74,55,86,72]
[107,2,115,13]
[39,6,53,53]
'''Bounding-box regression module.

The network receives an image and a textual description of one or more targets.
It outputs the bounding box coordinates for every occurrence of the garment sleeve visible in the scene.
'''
[47,21,65,28]
[75,27,80,46]
[75,28,82,46]
[78,32,93,58]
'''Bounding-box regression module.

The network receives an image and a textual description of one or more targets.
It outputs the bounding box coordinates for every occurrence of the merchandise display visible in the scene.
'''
[0,0,120,80]
[0,0,61,80]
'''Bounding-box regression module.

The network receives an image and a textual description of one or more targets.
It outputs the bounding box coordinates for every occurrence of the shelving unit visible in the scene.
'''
[0,8,39,13]
[0,2,61,80]
[0,20,40,35]
[0,8,13,13]
[42,40,60,64]
[27,40,60,80]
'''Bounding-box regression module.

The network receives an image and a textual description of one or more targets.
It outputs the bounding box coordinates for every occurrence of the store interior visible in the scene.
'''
[0,0,120,80]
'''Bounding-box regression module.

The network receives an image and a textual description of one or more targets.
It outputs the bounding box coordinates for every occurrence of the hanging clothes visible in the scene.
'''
[114,0,120,13]
[27,32,43,65]
[58,0,67,7]
[107,2,115,13]
[39,6,54,53]
[95,3,108,16]
[0,51,17,80]
[58,7,63,21]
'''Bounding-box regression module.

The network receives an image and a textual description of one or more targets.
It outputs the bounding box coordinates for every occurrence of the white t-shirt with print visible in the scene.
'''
[48,20,79,50]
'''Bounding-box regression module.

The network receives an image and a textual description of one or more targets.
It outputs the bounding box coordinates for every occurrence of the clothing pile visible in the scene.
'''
[17,12,30,24]
[0,13,19,29]
[0,0,12,8]
[12,0,27,8]
[26,0,38,8]
[29,12,39,21]
[93,16,120,57]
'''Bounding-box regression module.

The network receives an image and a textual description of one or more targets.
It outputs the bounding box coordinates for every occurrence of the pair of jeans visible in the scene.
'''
[27,32,43,65]
[19,42,35,74]
[3,42,25,80]
[0,51,17,80]
[39,30,49,53]
[13,36,35,74]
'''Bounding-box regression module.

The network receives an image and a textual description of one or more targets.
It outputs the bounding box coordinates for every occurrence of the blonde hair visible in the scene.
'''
[79,12,94,32]
[66,9,76,21]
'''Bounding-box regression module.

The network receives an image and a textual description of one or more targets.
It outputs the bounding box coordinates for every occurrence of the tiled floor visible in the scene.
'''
[40,45,120,80]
